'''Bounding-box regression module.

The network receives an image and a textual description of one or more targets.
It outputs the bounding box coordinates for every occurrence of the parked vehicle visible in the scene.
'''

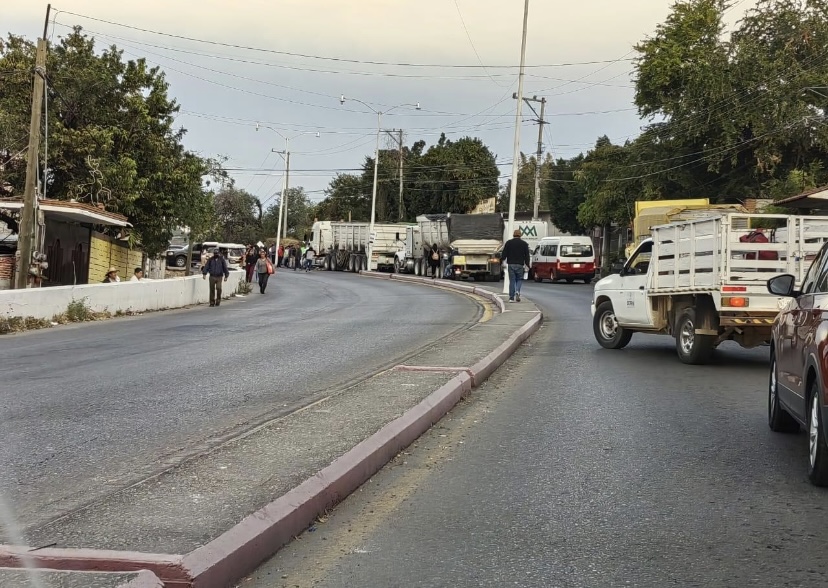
[530,236,595,284]
[444,213,504,281]
[591,213,828,364]
[392,217,449,276]
[205,243,245,270]
[310,221,410,272]
[767,243,828,486]
[166,242,216,268]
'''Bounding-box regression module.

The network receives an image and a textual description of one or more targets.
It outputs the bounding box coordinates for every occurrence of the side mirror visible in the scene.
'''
[767,274,797,297]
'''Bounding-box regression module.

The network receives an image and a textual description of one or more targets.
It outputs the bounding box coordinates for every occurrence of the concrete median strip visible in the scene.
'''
[0,272,541,588]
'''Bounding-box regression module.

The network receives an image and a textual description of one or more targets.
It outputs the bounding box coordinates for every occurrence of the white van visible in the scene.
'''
[530,236,596,284]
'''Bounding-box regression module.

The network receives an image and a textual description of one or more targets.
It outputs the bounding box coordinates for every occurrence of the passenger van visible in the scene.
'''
[530,236,595,283]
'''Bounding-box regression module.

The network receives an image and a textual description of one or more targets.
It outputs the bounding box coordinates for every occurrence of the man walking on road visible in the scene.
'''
[502,228,531,303]
[202,249,229,307]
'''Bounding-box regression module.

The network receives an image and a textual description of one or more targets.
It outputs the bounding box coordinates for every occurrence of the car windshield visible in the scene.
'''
[560,244,593,257]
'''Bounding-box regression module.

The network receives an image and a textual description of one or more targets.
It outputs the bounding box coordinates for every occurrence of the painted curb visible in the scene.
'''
[179,371,473,588]
[121,570,166,588]
[0,548,189,587]
[358,271,507,313]
[468,312,542,387]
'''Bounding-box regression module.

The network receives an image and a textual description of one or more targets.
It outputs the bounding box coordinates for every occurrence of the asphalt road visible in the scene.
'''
[0,271,480,534]
[248,281,828,588]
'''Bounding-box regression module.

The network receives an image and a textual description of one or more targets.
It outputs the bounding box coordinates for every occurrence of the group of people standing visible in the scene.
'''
[279,243,315,272]
[243,244,275,294]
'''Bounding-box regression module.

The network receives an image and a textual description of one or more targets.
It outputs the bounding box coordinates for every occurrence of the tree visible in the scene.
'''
[261,186,314,240]
[576,137,641,228]
[545,155,587,234]
[214,187,261,244]
[407,134,500,216]
[0,29,222,254]
[314,174,369,221]
[632,0,828,202]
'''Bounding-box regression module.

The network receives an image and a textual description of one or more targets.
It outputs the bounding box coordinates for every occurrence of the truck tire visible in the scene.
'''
[324,256,331,271]
[360,255,368,272]
[675,308,716,365]
[593,301,632,350]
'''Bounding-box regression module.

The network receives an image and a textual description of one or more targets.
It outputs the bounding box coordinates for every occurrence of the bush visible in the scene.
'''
[66,299,92,322]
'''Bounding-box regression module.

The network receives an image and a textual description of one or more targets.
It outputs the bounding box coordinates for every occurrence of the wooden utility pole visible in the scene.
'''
[398,129,404,221]
[532,97,546,220]
[16,39,47,289]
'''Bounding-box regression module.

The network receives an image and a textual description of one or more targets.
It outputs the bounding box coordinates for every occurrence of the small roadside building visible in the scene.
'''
[0,198,139,288]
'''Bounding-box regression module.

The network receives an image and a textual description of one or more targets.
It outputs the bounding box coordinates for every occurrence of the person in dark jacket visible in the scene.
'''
[502,228,531,302]
[428,244,441,279]
[202,250,230,307]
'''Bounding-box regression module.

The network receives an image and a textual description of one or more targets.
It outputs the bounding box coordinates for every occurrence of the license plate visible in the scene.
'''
[573,264,581,268]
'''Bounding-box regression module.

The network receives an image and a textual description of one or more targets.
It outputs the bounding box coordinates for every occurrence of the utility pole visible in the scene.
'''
[384,129,406,221]
[520,95,547,221]
[503,0,530,296]
[398,129,404,221]
[17,39,47,289]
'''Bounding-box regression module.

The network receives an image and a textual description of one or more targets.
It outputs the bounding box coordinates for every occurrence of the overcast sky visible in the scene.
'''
[6,1,753,208]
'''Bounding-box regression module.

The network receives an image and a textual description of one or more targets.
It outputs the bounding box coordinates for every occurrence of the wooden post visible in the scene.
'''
[16,39,47,289]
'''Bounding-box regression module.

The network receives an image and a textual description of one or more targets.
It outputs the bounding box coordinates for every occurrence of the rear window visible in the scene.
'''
[560,244,593,258]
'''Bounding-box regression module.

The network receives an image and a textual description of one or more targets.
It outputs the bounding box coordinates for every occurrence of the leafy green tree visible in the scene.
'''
[214,187,261,244]
[262,186,314,240]
[545,155,587,234]
[0,29,221,254]
[314,174,369,221]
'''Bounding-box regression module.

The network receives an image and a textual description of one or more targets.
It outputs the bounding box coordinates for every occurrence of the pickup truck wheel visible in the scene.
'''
[675,308,715,365]
[769,353,799,433]
[593,301,632,350]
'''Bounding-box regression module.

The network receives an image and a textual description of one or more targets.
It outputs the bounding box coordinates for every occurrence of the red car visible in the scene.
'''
[767,245,828,486]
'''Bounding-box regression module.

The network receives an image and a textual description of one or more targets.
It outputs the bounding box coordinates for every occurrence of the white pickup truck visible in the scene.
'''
[591,213,828,364]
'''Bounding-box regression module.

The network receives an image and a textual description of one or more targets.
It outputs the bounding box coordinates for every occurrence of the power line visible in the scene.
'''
[53,9,635,70]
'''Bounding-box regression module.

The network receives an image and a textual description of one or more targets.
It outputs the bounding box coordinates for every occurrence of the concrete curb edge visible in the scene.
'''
[121,570,166,588]
[180,371,473,588]
[0,548,189,587]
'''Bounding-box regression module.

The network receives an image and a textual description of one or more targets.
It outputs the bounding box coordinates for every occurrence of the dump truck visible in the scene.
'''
[592,212,828,364]
[310,221,409,272]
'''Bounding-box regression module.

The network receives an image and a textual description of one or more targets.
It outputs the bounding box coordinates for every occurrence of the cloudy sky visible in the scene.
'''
[6,1,753,208]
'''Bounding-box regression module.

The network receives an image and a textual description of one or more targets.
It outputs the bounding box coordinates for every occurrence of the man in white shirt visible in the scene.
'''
[130,267,144,281]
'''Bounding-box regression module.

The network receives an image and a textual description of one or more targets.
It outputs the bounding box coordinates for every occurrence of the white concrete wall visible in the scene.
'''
[0,271,244,320]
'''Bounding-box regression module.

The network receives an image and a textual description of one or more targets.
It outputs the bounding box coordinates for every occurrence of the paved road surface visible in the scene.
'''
[0,271,480,534]
[248,281,828,588]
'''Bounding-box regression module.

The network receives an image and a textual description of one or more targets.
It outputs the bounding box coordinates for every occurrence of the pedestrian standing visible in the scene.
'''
[202,249,229,307]
[291,245,299,271]
[277,243,285,267]
[255,249,274,293]
[502,229,531,303]
[428,244,440,279]
[304,246,315,272]
[245,246,257,283]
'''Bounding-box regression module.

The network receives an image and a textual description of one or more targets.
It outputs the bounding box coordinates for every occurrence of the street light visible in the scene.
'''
[340,96,420,271]
[255,124,319,251]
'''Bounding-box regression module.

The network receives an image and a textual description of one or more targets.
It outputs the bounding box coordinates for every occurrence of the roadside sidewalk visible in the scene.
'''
[0,275,541,588]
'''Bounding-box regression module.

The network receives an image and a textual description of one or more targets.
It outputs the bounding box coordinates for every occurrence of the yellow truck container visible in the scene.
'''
[626,199,748,258]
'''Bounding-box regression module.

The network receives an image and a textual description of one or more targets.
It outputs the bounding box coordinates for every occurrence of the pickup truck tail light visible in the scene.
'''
[722,296,749,308]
